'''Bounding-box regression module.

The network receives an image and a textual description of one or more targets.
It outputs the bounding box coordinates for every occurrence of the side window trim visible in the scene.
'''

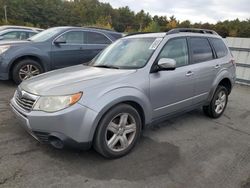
[188,36,215,64]
[151,36,190,71]
[186,36,192,66]
[207,37,217,59]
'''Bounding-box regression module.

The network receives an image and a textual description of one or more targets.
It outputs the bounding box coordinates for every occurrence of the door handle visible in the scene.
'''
[186,71,194,77]
[214,64,221,69]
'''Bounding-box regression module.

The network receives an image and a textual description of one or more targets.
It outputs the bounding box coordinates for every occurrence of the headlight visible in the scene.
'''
[0,45,10,54]
[33,92,82,112]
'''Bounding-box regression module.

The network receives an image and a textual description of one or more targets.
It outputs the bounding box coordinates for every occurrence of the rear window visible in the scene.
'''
[190,37,214,63]
[210,38,228,58]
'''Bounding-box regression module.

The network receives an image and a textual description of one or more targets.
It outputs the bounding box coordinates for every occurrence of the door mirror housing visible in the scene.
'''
[157,58,176,71]
[54,37,66,45]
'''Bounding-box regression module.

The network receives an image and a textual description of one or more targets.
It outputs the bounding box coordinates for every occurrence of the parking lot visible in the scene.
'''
[0,81,249,188]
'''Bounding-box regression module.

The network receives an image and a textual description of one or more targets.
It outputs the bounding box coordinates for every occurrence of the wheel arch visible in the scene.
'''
[218,78,232,94]
[89,98,149,142]
[9,55,45,79]
[207,73,234,103]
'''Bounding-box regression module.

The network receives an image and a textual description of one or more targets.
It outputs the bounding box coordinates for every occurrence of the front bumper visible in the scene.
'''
[0,56,10,80]
[10,97,98,150]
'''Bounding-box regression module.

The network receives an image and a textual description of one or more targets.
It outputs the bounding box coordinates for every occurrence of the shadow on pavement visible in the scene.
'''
[39,136,180,181]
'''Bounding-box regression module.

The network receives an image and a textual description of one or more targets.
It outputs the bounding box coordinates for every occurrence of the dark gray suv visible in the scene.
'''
[0,26,122,83]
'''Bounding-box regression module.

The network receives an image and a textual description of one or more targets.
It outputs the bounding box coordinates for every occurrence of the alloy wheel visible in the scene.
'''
[214,90,226,114]
[19,64,40,81]
[105,113,137,152]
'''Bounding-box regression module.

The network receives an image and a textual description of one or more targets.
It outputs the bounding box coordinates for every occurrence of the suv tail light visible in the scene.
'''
[231,59,236,67]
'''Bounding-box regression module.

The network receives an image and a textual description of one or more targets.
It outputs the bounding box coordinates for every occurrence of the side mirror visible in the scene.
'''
[54,37,66,45]
[157,58,176,71]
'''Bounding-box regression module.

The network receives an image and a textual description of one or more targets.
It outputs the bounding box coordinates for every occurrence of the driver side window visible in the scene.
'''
[58,31,84,44]
[158,38,189,67]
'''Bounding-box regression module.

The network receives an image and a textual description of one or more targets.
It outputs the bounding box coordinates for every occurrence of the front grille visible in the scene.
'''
[14,89,37,111]
[15,96,35,111]
[33,131,49,143]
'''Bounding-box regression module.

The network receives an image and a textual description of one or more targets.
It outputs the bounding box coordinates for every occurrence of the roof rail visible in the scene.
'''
[167,28,218,35]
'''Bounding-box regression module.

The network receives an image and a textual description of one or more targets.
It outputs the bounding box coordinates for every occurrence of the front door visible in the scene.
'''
[51,30,85,69]
[150,37,195,118]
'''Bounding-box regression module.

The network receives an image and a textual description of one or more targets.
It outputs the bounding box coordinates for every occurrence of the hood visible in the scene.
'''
[20,65,136,96]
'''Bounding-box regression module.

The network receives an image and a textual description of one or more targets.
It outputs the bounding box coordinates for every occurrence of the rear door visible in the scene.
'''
[51,30,85,69]
[188,37,218,104]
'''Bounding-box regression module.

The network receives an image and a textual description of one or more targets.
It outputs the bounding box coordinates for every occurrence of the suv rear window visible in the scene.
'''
[210,38,228,58]
[190,37,213,63]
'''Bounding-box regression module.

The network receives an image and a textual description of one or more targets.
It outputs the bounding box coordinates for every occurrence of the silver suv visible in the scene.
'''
[10,28,236,158]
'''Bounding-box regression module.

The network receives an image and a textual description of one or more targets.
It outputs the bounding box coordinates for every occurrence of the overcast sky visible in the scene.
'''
[99,0,250,23]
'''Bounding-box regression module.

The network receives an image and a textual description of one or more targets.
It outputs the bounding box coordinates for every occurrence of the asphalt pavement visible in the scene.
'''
[0,81,250,188]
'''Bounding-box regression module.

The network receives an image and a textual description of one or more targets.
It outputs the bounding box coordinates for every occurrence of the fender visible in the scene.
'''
[86,87,152,141]
[7,46,50,73]
[207,69,234,103]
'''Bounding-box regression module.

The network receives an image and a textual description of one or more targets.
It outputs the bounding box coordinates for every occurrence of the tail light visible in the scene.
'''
[229,50,236,67]
[231,59,236,67]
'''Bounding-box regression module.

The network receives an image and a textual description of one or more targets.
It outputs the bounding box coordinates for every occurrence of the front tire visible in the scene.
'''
[12,59,43,84]
[203,85,228,118]
[94,104,142,159]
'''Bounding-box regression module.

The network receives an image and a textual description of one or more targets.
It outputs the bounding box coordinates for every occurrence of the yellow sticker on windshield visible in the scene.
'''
[149,38,163,50]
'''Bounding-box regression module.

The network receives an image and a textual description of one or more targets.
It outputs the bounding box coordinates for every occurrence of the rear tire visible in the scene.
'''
[203,85,228,118]
[12,59,43,84]
[94,104,142,159]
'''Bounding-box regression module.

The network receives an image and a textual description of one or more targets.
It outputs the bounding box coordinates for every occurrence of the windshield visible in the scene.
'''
[29,27,63,42]
[90,37,162,69]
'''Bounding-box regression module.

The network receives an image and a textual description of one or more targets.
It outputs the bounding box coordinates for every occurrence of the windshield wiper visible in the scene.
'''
[93,65,120,69]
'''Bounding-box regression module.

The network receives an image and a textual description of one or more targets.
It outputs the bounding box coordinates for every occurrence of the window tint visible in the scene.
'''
[59,31,84,44]
[190,38,213,63]
[210,38,228,58]
[158,38,188,67]
[86,32,111,44]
